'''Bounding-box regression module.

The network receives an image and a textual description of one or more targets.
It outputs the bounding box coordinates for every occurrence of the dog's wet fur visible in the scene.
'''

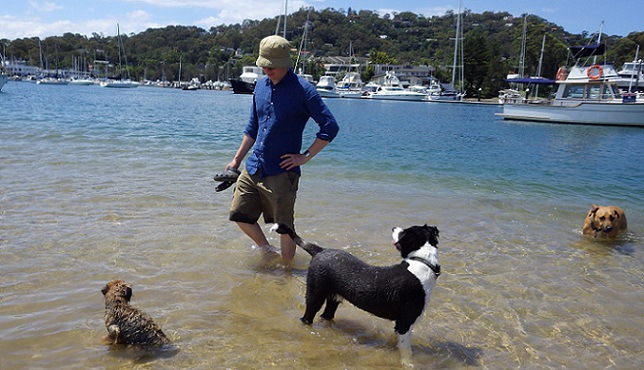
[101,280,170,347]
[271,223,440,365]
[582,204,627,238]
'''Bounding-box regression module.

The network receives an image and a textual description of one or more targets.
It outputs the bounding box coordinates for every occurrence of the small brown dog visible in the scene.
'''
[101,280,170,346]
[582,205,628,238]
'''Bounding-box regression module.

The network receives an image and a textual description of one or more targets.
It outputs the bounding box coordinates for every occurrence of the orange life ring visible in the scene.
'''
[587,64,603,80]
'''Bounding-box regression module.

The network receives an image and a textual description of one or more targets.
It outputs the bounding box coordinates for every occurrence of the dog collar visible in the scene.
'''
[408,256,441,277]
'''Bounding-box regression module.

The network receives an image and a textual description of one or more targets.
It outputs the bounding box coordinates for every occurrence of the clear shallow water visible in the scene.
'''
[1,82,643,369]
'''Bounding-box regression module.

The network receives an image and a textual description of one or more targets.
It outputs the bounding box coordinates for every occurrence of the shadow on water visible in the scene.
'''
[415,341,484,367]
[316,317,483,367]
[105,343,180,364]
[572,231,640,256]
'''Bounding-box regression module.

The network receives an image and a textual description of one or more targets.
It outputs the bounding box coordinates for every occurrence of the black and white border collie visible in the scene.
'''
[271,223,441,365]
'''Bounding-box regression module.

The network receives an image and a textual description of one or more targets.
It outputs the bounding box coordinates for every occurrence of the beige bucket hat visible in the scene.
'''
[256,35,293,69]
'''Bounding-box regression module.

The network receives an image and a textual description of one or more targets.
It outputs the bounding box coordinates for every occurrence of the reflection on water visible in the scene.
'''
[1,84,642,369]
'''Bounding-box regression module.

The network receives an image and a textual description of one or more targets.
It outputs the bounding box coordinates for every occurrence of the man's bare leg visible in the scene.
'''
[280,234,296,261]
[236,222,270,248]
[236,222,295,261]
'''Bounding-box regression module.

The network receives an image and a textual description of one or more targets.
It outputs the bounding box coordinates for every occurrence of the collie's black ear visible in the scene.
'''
[423,225,440,245]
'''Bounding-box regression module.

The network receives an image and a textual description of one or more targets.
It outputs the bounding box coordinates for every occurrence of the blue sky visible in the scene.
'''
[0,0,641,40]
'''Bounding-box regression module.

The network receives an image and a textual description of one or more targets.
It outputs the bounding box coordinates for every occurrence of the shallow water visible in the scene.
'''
[1,82,643,369]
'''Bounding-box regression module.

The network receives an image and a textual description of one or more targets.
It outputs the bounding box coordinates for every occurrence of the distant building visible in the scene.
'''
[2,59,39,77]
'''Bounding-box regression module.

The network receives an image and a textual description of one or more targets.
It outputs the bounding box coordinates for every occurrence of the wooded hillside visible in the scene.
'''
[3,7,643,97]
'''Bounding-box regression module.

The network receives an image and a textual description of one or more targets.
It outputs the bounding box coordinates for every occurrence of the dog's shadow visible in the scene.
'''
[328,319,482,367]
[413,341,483,367]
[574,231,640,256]
[105,342,180,364]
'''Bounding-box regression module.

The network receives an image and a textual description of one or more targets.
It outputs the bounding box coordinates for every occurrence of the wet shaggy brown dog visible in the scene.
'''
[582,205,627,238]
[101,280,170,346]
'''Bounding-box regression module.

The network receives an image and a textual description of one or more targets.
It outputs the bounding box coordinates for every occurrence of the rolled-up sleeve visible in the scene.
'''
[244,95,260,140]
[306,92,339,142]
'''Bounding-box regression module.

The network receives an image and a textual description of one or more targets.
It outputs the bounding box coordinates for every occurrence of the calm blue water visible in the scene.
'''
[1,82,643,369]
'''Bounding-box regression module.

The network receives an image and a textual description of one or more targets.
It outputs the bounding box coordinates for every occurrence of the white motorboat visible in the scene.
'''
[365,84,427,101]
[426,80,463,101]
[337,71,364,98]
[37,77,69,85]
[497,44,644,127]
[68,77,95,85]
[363,71,426,101]
[230,66,264,94]
[316,75,340,98]
[613,59,643,93]
[100,79,139,88]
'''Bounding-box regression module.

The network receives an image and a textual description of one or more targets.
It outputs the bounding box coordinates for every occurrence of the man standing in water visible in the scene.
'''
[225,35,339,262]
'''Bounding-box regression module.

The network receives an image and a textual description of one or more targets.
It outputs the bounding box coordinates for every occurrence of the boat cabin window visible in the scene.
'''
[586,84,617,99]
[562,85,585,99]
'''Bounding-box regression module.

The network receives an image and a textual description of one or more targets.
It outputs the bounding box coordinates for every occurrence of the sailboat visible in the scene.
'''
[100,24,138,88]
[295,11,314,83]
[428,0,464,101]
[337,41,365,98]
[37,42,69,85]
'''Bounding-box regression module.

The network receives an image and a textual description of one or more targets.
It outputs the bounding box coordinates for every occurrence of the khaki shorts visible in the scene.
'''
[229,168,300,229]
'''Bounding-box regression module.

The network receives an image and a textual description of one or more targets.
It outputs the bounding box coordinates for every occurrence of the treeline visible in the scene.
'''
[2,7,643,97]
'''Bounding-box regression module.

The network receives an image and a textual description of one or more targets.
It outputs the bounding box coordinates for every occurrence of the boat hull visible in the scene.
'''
[100,80,139,88]
[0,74,8,91]
[366,93,427,101]
[498,102,644,127]
[339,90,365,99]
[427,93,463,101]
[229,79,255,94]
[317,89,340,98]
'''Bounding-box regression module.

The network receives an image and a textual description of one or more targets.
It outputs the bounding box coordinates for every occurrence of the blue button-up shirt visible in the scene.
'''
[244,69,339,177]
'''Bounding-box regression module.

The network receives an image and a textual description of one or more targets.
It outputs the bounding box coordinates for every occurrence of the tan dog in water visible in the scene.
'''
[101,280,170,346]
[582,205,627,238]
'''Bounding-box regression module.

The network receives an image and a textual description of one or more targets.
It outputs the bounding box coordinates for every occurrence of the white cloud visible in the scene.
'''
[28,1,64,12]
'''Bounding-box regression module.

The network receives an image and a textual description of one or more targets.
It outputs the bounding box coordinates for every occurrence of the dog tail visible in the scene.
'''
[270,223,324,257]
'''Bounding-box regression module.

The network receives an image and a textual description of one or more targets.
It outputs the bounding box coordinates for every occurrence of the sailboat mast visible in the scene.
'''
[274,0,288,37]
[283,0,288,38]
[296,11,310,72]
[535,34,546,97]
[451,1,461,87]
[519,15,527,77]
[628,45,639,92]
[593,21,604,65]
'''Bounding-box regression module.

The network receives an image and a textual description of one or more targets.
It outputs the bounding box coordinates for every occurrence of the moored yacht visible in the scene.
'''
[497,44,644,127]
[613,59,643,93]
[316,75,340,98]
[230,66,264,94]
[363,71,427,101]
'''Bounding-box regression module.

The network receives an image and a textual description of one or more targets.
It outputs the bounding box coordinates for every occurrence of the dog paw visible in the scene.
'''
[300,317,313,325]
